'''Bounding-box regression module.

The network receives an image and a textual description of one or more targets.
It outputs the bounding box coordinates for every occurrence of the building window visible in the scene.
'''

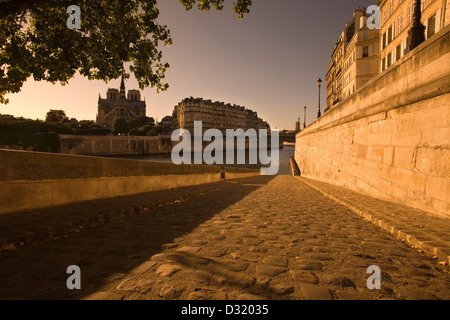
[388,24,394,43]
[408,3,413,24]
[362,46,369,57]
[382,32,387,49]
[396,44,402,61]
[390,0,393,16]
[427,14,436,38]
[398,14,403,35]
[387,52,392,67]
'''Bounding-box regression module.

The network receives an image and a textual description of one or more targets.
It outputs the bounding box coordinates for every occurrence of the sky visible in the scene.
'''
[1,0,375,130]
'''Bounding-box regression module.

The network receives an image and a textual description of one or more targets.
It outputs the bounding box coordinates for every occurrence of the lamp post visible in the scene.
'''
[317,78,322,119]
[406,0,425,53]
[304,106,307,129]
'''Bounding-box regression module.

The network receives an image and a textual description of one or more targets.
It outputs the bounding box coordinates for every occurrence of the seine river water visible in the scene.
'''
[116,145,295,175]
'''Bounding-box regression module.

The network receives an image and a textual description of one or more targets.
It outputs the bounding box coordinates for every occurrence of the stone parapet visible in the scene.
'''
[0,149,259,214]
[59,134,173,156]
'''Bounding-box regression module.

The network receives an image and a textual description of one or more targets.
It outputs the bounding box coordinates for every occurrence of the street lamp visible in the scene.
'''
[304,106,307,129]
[317,78,322,119]
[406,0,425,53]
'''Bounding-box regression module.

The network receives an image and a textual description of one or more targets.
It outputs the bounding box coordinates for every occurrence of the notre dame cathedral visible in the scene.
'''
[96,76,146,128]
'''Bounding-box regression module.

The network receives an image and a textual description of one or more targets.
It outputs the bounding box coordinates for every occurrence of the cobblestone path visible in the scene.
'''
[0,175,448,300]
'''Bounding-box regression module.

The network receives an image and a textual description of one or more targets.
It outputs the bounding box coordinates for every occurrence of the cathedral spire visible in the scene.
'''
[120,74,126,98]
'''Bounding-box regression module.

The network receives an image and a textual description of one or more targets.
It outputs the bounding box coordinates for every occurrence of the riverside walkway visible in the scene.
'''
[0,175,449,300]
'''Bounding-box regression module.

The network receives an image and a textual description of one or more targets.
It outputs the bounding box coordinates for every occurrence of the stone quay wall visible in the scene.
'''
[295,25,450,217]
[0,149,259,214]
[59,133,282,157]
[59,134,173,156]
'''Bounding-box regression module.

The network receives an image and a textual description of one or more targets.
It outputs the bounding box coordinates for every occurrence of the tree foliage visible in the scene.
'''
[0,0,252,104]
[45,109,68,123]
[113,117,130,135]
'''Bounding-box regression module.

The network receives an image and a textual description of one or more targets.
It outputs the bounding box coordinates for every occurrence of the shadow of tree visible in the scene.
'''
[0,176,275,299]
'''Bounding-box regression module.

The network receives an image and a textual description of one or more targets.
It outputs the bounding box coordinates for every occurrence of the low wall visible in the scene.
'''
[0,149,259,214]
[295,25,450,217]
[222,166,264,180]
[59,134,173,156]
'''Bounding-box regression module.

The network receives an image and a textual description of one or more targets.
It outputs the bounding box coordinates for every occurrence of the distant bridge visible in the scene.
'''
[279,132,296,143]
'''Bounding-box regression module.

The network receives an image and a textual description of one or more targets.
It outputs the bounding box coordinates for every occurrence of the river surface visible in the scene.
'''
[112,145,295,175]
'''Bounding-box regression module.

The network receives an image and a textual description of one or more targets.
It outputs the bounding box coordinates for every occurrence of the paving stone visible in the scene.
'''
[116,276,154,294]
[223,273,256,288]
[262,256,289,267]
[155,264,181,277]
[260,234,278,240]
[230,251,259,262]
[300,284,333,300]
[150,253,179,261]
[297,261,324,271]
[82,291,124,300]
[130,261,157,274]
[248,246,268,253]
[193,270,217,284]
[219,260,250,272]
[192,240,209,245]
[306,253,333,261]
[398,290,440,300]
[177,254,212,266]
[176,246,202,255]
[256,265,287,277]
[269,283,295,295]
[290,270,319,284]
[187,288,228,300]
[0,243,17,251]
[160,243,179,250]
[328,276,356,288]
[237,293,269,300]
[335,290,373,300]
[158,284,184,299]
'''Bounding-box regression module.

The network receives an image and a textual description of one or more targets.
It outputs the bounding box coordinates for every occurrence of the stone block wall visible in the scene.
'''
[59,134,173,156]
[295,25,450,217]
[0,149,259,214]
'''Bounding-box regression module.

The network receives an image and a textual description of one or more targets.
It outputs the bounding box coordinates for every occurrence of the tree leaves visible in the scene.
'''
[0,0,251,104]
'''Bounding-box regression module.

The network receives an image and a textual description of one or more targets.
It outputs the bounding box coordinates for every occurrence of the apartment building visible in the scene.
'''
[326,8,380,110]
[379,0,448,71]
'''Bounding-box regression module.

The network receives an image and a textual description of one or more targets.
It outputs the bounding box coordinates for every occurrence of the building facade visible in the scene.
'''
[379,0,448,72]
[172,97,270,134]
[326,8,380,111]
[96,77,146,128]
[326,33,344,109]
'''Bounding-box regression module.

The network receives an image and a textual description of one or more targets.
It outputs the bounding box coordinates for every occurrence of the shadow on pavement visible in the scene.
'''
[0,175,275,299]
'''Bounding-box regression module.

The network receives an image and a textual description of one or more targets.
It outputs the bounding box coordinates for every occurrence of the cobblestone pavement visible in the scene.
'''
[0,175,449,300]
